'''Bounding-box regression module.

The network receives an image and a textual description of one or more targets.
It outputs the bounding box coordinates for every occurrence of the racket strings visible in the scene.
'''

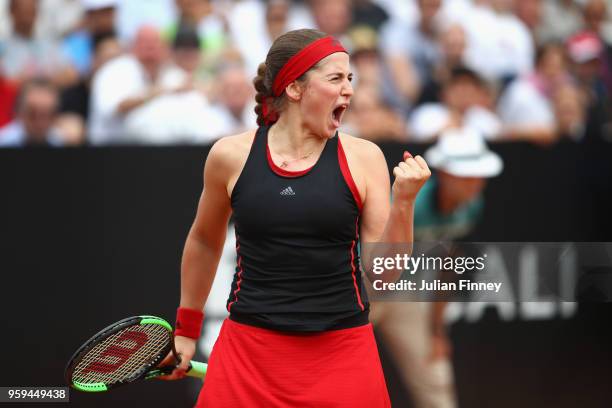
[72,324,170,385]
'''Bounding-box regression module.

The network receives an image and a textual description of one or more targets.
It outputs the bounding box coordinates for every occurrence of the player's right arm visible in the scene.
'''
[164,132,251,379]
[179,138,235,312]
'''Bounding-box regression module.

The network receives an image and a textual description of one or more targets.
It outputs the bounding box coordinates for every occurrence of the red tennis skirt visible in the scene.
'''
[195,318,390,407]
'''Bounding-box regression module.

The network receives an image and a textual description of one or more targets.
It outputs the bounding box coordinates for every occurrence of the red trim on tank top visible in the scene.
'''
[350,216,365,311]
[227,241,244,312]
[337,136,364,211]
[266,142,315,178]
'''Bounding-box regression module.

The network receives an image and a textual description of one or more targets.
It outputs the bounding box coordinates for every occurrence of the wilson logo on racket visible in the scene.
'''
[66,315,207,392]
[80,330,148,376]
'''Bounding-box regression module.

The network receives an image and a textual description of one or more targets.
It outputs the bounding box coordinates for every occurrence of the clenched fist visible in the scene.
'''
[392,151,431,203]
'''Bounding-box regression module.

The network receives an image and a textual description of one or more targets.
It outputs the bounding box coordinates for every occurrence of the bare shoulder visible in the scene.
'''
[205,129,257,195]
[338,132,386,164]
[206,129,256,173]
[209,130,255,162]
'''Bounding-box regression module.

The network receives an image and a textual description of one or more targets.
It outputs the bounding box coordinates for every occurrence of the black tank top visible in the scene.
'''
[227,126,369,331]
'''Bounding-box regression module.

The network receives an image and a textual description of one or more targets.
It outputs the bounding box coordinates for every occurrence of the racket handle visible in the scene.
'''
[186,361,207,379]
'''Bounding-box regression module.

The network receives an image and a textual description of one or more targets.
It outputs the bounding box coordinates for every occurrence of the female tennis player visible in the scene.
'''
[162,29,430,407]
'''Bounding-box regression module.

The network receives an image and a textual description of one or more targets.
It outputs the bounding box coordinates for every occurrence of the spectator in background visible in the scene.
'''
[380,0,443,110]
[0,79,68,147]
[417,22,468,105]
[342,26,406,141]
[553,82,588,140]
[351,0,390,32]
[410,67,502,142]
[88,25,188,144]
[370,129,503,408]
[266,0,291,42]
[514,0,544,43]
[227,0,296,78]
[0,0,84,43]
[62,0,117,77]
[489,0,535,84]
[582,0,612,100]
[566,31,610,140]
[37,0,85,39]
[497,43,571,144]
[492,0,540,84]
[121,26,231,145]
[309,0,353,43]
[344,84,407,142]
[447,0,533,84]
[165,0,229,76]
[59,33,122,144]
[205,63,257,135]
[416,129,503,240]
[115,0,176,44]
[583,0,612,38]
[374,0,419,24]
[171,0,226,45]
[171,25,205,80]
[1,0,77,87]
[538,0,583,44]
[0,61,18,127]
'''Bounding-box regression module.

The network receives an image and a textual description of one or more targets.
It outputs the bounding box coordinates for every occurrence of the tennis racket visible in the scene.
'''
[65,315,207,392]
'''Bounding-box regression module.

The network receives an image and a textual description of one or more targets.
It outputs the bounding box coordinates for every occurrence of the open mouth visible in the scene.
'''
[331,104,348,128]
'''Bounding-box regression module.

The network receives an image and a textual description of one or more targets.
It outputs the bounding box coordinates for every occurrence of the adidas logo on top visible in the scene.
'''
[280,186,296,196]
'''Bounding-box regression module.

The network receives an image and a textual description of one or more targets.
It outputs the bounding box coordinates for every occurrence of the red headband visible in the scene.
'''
[262,36,347,125]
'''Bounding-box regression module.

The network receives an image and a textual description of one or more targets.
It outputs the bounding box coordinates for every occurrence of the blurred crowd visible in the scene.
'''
[0,0,610,146]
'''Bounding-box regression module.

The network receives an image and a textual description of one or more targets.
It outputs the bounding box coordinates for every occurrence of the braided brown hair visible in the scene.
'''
[253,29,328,126]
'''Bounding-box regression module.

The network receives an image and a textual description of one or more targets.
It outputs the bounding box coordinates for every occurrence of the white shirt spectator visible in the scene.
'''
[538,0,584,44]
[226,0,269,77]
[192,12,226,49]
[88,54,186,144]
[0,0,83,40]
[410,103,502,141]
[497,76,555,129]
[441,0,474,24]
[0,34,68,80]
[39,0,84,38]
[123,91,234,145]
[449,2,533,81]
[380,17,440,84]
[462,5,505,80]
[116,0,177,44]
[205,100,257,136]
[495,13,533,78]
[0,0,8,40]
[409,103,448,141]
[227,0,315,77]
[0,121,64,147]
[372,0,418,24]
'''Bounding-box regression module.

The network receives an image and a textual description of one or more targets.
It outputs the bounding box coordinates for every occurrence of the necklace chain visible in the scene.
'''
[268,128,316,168]
[278,151,314,168]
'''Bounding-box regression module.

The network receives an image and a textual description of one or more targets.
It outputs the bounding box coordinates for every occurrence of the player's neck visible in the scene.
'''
[269,115,325,157]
